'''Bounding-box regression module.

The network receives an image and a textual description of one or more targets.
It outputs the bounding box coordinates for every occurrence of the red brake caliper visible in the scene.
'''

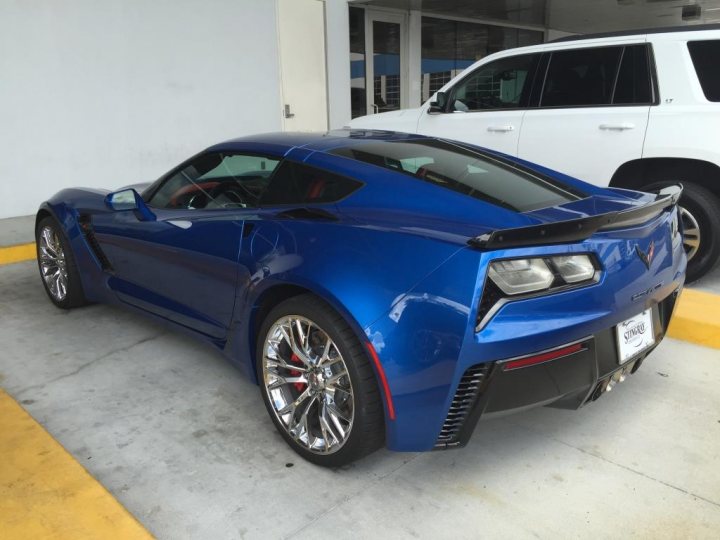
[289,353,307,392]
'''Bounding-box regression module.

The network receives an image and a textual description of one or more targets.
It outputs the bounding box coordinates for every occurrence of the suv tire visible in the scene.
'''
[647,182,720,283]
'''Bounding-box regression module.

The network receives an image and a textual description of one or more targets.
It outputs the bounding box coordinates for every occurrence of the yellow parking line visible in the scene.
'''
[0,242,36,265]
[0,389,153,540]
[668,288,720,350]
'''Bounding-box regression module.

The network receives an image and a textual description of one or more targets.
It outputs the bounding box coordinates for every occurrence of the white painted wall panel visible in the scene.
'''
[277,0,328,131]
[0,0,282,219]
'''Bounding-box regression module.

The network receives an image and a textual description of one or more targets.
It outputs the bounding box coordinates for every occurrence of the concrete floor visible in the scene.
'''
[1,260,719,539]
[0,215,34,245]
[693,265,720,295]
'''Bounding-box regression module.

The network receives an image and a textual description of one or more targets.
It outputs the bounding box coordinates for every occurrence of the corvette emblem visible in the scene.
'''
[635,241,655,270]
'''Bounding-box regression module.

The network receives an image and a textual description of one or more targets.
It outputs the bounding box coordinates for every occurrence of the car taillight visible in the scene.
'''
[477,253,600,331]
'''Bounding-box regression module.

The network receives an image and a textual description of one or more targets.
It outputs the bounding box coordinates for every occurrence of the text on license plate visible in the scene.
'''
[616,309,655,364]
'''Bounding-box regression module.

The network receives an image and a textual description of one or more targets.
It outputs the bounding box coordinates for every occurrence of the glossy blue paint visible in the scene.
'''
[37,130,686,453]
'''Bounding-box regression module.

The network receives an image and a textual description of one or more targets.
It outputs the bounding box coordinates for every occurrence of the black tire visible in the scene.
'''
[35,215,88,309]
[646,182,720,283]
[256,294,385,467]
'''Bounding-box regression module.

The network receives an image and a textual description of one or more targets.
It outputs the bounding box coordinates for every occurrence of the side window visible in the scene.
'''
[259,162,363,206]
[688,40,720,102]
[613,45,653,105]
[147,153,280,210]
[541,46,622,107]
[450,54,538,112]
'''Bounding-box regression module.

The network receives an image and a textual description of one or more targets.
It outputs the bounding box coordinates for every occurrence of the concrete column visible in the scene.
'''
[324,0,352,128]
[407,9,423,108]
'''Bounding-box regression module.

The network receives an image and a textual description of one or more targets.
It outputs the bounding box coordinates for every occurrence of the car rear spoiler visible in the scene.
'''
[468,184,682,250]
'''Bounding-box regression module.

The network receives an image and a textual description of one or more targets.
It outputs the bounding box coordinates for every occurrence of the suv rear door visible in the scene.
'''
[518,42,655,186]
[416,53,540,156]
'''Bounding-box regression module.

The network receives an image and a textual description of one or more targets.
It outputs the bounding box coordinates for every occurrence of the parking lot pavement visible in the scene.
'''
[1,260,719,539]
[693,265,720,295]
[0,215,34,246]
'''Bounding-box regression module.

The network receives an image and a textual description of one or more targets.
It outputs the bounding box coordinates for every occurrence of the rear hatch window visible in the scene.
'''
[688,40,720,102]
[330,139,582,212]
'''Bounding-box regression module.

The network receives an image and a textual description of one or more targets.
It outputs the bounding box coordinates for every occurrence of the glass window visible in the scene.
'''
[330,139,582,212]
[260,162,363,206]
[420,18,543,103]
[541,46,623,107]
[449,54,539,111]
[688,40,720,102]
[349,7,367,119]
[613,45,652,105]
[372,21,402,113]
[147,153,280,210]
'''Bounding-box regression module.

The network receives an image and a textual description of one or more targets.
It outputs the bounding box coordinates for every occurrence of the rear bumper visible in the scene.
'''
[434,286,680,449]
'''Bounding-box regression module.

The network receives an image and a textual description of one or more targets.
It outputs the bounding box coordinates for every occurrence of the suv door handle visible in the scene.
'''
[599,123,635,131]
[487,125,515,132]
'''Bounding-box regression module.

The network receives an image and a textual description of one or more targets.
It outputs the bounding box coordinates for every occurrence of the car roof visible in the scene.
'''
[429,22,720,73]
[207,129,432,155]
[549,23,720,43]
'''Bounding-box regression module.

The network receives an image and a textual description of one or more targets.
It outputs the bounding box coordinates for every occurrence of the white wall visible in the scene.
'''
[0,0,282,219]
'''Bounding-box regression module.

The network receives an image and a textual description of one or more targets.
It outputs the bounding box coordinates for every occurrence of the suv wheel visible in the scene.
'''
[647,182,720,283]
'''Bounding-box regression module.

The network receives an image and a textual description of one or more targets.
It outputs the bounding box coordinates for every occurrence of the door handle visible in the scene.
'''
[487,125,515,132]
[284,104,295,119]
[599,123,635,131]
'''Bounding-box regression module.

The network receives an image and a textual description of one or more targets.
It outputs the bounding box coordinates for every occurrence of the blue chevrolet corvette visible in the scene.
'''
[35,130,685,466]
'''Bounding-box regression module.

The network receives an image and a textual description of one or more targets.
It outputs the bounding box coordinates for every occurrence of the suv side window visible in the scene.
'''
[449,54,539,112]
[541,46,623,107]
[613,45,653,105]
[259,161,363,206]
[687,40,720,102]
[146,152,280,210]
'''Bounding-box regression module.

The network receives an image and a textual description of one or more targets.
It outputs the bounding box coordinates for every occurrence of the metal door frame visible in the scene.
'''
[364,9,409,115]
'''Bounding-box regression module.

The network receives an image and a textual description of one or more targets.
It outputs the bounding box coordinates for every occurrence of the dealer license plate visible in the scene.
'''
[616,309,655,364]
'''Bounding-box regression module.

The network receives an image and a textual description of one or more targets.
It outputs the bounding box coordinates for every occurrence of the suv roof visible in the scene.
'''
[549,23,720,43]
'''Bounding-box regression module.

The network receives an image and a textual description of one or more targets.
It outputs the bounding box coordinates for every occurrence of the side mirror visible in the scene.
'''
[105,189,156,221]
[427,91,448,114]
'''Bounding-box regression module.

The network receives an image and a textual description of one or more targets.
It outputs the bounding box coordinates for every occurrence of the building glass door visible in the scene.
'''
[349,9,407,118]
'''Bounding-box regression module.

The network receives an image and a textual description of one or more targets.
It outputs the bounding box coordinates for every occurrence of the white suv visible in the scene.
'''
[349,25,720,282]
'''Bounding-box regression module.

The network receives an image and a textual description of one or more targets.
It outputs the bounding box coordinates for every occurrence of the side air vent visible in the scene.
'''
[435,363,491,448]
[78,215,113,271]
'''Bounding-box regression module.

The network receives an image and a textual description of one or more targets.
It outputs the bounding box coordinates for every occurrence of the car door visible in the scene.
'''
[91,151,281,339]
[518,43,653,186]
[416,53,541,156]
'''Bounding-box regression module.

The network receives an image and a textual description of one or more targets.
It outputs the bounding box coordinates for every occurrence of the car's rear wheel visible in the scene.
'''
[257,294,385,467]
[646,182,720,283]
[35,216,88,309]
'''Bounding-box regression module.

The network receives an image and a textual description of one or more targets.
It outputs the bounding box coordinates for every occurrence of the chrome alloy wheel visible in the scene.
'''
[680,206,701,261]
[262,316,354,454]
[38,225,68,301]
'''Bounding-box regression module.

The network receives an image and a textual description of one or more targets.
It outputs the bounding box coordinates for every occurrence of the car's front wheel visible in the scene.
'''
[35,216,88,309]
[257,294,385,467]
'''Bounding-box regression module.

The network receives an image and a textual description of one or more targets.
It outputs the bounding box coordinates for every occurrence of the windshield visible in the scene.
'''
[330,139,583,212]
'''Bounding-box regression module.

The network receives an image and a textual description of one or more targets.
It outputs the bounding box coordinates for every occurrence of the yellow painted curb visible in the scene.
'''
[0,389,153,540]
[668,288,720,350]
[0,242,36,265]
